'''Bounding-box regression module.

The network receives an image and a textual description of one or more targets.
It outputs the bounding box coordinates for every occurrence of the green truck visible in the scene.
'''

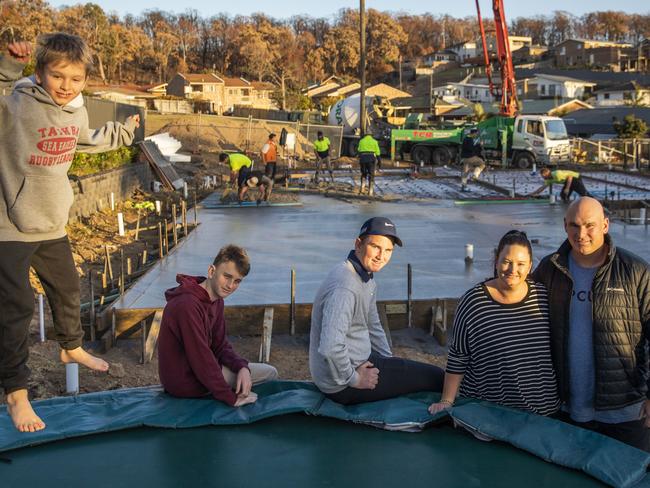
[391,114,571,169]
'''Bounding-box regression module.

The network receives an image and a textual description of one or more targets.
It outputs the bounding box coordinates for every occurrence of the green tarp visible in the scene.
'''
[0,381,648,487]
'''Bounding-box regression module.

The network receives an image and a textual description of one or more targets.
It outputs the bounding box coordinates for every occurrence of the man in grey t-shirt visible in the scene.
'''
[533,197,650,452]
[309,217,444,405]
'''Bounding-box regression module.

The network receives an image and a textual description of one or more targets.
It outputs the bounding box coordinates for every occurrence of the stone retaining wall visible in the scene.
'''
[69,162,153,220]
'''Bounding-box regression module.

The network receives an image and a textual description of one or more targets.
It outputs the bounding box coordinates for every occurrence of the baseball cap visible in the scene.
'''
[358,217,403,247]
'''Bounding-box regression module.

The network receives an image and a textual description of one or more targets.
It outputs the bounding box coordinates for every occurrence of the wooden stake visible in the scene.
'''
[158,222,163,258]
[89,273,96,341]
[164,219,169,254]
[181,200,188,236]
[134,210,141,240]
[143,310,163,363]
[104,245,113,283]
[259,307,274,363]
[142,248,148,267]
[172,205,178,247]
[193,192,198,225]
[290,268,296,335]
[126,257,132,276]
[119,249,125,295]
[140,320,147,364]
[407,263,412,328]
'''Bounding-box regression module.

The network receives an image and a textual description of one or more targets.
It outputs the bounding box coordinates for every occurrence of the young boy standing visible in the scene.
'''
[0,34,140,432]
[158,245,278,407]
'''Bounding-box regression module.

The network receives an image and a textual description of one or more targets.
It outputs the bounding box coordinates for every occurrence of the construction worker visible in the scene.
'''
[219,152,252,194]
[261,133,278,180]
[240,171,274,205]
[357,134,381,196]
[460,128,486,186]
[313,131,334,183]
[529,168,590,202]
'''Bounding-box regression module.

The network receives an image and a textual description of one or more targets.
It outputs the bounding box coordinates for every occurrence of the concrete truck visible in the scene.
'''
[390,114,571,169]
[327,94,395,157]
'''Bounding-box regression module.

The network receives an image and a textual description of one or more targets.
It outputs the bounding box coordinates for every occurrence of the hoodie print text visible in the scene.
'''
[30,125,80,166]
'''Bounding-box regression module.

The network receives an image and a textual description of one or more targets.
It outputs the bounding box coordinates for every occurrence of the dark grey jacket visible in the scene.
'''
[532,235,650,410]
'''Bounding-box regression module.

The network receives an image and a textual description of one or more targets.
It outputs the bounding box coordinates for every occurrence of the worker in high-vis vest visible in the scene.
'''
[313,131,334,184]
[261,133,278,180]
[357,134,381,196]
[219,152,252,200]
[529,168,590,202]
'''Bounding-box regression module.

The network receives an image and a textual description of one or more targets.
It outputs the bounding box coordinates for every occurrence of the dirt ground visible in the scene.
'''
[9,323,446,402]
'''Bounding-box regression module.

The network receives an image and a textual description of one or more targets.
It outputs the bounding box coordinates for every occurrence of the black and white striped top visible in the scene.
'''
[447,280,560,416]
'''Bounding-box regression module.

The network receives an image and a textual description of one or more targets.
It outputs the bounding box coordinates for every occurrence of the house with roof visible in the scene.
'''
[166,73,225,111]
[594,81,650,107]
[365,83,411,101]
[250,81,276,109]
[534,74,596,100]
[447,41,479,63]
[562,107,650,138]
[553,39,636,71]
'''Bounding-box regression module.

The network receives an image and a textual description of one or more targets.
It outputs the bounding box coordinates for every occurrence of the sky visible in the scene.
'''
[48,0,649,20]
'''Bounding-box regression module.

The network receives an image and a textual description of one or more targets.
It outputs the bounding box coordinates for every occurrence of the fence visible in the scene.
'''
[571,138,650,170]
[147,113,344,165]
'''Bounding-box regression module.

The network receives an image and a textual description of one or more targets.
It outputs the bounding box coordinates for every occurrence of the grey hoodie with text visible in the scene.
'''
[0,55,137,242]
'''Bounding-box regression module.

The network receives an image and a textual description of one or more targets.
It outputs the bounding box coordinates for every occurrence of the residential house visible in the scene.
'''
[483,35,532,55]
[594,81,650,107]
[562,106,650,138]
[534,74,596,100]
[250,81,276,109]
[222,76,253,112]
[166,73,225,113]
[554,39,635,71]
[448,41,478,63]
[422,49,458,68]
[512,45,549,64]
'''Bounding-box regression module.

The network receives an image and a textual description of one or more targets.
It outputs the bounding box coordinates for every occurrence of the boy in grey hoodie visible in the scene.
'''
[0,34,139,433]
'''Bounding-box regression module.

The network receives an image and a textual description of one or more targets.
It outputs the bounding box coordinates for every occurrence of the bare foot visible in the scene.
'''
[6,389,46,433]
[60,347,109,372]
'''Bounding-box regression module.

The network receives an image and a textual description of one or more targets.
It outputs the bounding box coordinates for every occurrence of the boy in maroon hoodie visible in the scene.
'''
[158,245,278,407]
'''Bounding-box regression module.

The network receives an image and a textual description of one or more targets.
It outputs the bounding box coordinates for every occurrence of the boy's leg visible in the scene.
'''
[30,237,108,371]
[247,363,278,384]
[0,241,38,393]
[0,241,46,431]
[327,354,444,405]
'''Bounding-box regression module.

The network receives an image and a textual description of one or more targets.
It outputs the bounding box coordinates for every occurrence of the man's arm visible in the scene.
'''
[638,264,650,425]
[77,112,140,153]
[368,294,392,357]
[529,183,549,197]
[562,176,573,196]
[173,301,239,406]
[318,288,360,387]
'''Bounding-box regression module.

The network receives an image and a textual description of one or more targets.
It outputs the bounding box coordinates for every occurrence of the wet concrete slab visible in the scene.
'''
[115,193,650,309]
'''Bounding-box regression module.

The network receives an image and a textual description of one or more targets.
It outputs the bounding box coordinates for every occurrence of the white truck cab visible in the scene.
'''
[512,115,571,168]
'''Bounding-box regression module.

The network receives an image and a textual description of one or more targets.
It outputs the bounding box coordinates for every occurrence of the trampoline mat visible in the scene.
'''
[2,414,608,488]
[1,381,649,488]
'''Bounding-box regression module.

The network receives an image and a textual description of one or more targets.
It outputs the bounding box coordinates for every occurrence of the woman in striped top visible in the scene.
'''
[429,230,560,416]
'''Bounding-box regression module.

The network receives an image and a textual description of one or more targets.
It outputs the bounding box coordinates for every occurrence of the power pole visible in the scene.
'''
[399,55,403,91]
[359,0,367,137]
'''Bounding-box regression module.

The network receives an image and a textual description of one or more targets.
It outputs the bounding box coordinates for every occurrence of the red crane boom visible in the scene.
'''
[476,0,519,117]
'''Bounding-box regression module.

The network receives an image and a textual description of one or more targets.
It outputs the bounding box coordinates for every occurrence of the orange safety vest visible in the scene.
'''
[262,140,277,163]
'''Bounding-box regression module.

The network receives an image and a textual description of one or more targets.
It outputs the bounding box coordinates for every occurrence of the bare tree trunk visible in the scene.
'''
[96,55,107,84]
[281,72,287,111]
